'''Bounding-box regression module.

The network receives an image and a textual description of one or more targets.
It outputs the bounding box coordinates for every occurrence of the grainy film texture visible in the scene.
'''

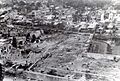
[0,0,120,81]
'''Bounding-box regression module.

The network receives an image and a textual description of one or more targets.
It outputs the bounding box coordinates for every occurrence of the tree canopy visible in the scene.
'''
[63,0,112,8]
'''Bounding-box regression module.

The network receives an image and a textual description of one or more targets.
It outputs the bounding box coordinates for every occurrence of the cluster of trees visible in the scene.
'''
[0,63,4,81]
[64,0,112,9]
[1,0,112,9]
[12,33,37,48]
[26,33,38,43]
[7,0,112,10]
[11,0,43,13]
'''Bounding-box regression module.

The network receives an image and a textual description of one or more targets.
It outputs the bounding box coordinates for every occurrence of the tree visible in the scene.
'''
[0,63,4,81]
[18,1,26,6]
[36,2,42,7]
[31,34,36,43]
[73,14,78,22]
[26,33,30,42]
[26,6,32,13]
[12,37,17,48]
[57,23,65,30]
[64,0,111,9]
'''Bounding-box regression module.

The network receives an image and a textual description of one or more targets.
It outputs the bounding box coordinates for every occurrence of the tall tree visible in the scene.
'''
[26,33,30,42]
[12,37,17,48]
[31,34,36,43]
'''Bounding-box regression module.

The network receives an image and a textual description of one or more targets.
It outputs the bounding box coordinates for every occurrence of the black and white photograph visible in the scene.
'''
[0,0,120,81]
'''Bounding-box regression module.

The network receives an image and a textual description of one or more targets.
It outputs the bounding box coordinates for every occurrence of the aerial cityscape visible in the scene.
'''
[0,0,120,81]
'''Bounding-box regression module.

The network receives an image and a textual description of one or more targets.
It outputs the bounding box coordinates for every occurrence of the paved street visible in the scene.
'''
[3,77,13,81]
[3,77,25,81]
